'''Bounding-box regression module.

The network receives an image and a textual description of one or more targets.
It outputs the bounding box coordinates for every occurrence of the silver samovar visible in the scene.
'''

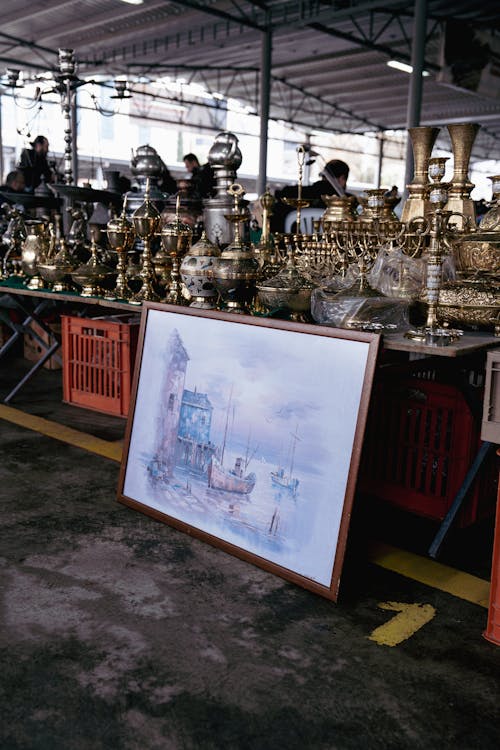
[127,144,165,215]
[203,132,243,247]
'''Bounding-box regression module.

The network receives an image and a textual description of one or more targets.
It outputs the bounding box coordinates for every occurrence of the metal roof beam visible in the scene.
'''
[170,0,264,31]
[307,21,440,72]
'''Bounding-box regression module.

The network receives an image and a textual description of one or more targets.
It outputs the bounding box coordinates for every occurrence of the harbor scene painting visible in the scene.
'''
[121,307,377,593]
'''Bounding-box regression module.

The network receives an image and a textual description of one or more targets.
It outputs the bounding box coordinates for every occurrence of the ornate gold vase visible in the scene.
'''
[401,126,440,224]
[445,122,480,230]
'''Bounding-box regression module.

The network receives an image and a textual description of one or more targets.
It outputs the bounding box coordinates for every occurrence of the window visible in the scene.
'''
[168,394,175,412]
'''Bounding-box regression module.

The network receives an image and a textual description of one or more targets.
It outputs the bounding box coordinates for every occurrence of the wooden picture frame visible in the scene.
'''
[117,303,380,601]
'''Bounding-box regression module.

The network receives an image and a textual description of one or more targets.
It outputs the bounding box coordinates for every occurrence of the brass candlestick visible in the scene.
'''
[405,158,462,344]
[106,197,136,300]
[130,177,161,304]
[282,145,310,235]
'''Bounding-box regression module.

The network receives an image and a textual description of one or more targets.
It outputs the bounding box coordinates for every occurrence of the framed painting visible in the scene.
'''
[117,303,380,601]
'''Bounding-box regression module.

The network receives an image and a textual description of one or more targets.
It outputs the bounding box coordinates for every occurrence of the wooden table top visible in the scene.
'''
[2,283,499,359]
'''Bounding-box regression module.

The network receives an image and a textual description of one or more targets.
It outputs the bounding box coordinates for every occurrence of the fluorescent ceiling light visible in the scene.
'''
[387,60,430,76]
[120,0,144,5]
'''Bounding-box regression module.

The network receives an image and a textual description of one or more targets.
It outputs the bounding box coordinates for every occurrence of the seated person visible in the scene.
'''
[0,170,26,193]
[272,159,353,232]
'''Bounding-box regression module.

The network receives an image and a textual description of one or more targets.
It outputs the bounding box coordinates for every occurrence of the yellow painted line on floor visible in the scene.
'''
[0,404,123,463]
[369,602,436,647]
[369,541,490,609]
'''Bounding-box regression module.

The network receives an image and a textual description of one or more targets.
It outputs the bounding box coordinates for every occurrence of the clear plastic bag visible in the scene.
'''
[311,282,410,331]
[368,246,425,300]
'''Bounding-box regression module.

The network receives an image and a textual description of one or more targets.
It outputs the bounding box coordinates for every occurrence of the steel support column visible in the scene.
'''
[376,132,384,188]
[403,0,428,195]
[71,89,78,185]
[0,91,4,182]
[257,25,272,196]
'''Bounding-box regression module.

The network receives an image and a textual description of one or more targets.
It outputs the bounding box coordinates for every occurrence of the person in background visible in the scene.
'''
[0,170,26,193]
[272,158,353,232]
[183,153,216,199]
[17,135,54,191]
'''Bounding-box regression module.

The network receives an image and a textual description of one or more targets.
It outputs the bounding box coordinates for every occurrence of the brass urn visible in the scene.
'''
[322,195,357,226]
[212,184,259,313]
[180,231,220,309]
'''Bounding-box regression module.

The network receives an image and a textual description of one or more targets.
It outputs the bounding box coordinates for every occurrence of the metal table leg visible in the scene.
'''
[428,441,495,558]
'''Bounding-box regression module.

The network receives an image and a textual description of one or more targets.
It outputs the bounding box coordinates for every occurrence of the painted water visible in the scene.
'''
[133,443,329,582]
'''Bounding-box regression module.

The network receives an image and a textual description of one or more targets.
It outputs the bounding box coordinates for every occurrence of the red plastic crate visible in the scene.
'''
[360,375,498,526]
[61,315,140,417]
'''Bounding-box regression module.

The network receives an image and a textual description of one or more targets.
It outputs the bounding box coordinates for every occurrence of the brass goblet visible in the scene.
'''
[106,198,136,300]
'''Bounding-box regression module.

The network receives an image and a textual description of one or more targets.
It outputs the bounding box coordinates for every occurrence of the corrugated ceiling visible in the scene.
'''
[1,0,499,161]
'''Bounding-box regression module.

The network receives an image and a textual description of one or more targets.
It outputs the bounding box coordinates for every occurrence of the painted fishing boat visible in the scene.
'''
[270,425,300,496]
[207,386,257,495]
[208,456,256,494]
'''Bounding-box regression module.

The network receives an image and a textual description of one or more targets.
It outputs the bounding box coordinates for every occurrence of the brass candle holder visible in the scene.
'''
[130,177,161,305]
[282,145,310,235]
[405,158,462,344]
[106,197,136,301]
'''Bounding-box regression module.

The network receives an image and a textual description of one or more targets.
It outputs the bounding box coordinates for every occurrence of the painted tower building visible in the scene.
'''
[176,388,215,474]
[155,329,189,477]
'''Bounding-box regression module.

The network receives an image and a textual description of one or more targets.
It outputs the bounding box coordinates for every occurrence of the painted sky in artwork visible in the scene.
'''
[139,309,369,474]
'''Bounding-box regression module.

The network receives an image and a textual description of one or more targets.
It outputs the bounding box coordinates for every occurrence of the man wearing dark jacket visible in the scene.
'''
[17,135,54,190]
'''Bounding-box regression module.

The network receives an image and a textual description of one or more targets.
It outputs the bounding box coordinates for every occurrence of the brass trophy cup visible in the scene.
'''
[106,198,136,301]
[130,178,161,304]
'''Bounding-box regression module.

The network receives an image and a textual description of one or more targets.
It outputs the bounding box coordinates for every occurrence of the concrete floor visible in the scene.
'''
[1,358,499,750]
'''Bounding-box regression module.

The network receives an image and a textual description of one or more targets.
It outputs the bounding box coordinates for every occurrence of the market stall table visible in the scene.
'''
[1,282,499,558]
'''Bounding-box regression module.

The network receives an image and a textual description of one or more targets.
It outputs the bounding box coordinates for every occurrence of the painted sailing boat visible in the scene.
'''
[270,425,300,496]
[207,387,256,495]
